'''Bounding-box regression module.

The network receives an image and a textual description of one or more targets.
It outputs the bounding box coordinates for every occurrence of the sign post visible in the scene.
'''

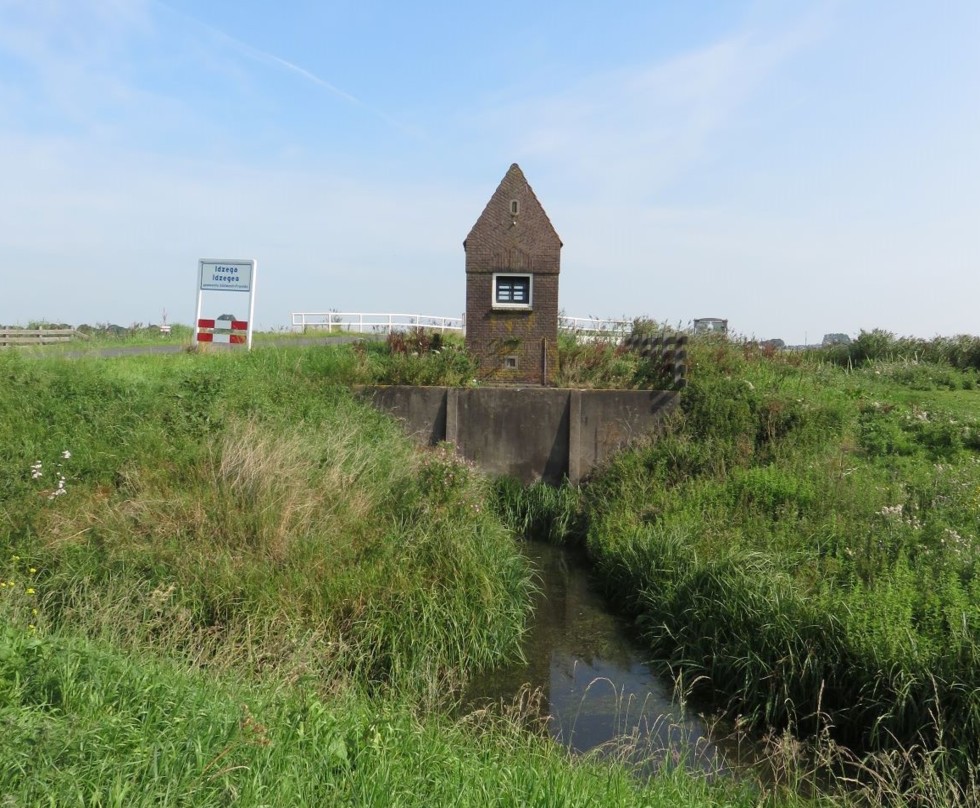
[194,259,257,350]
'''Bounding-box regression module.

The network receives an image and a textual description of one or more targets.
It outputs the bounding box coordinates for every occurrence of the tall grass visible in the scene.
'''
[0,621,785,807]
[569,336,980,792]
[7,337,980,804]
[490,476,583,543]
[0,348,530,696]
[553,319,683,390]
[820,328,980,375]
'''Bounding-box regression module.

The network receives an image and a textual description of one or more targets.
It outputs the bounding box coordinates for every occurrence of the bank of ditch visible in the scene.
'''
[3,334,979,805]
[0,344,766,807]
[495,335,980,803]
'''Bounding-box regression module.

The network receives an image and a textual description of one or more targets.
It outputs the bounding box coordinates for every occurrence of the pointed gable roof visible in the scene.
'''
[464,164,562,272]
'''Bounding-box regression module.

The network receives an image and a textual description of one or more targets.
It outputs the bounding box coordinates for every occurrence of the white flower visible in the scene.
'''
[61,450,71,460]
[46,471,68,500]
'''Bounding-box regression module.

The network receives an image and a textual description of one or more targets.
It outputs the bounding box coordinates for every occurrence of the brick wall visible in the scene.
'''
[464,164,562,385]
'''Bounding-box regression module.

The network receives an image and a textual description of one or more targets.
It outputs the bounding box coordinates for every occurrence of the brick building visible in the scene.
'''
[464,164,562,385]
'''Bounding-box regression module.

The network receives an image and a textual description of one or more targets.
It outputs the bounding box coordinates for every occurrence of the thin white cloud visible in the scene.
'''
[150,0,421,137]
[257,51,360,105]
[151,0,359,105]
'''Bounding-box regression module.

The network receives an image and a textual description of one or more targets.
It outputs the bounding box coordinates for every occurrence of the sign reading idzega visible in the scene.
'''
[199,260,254,292]
[194,258,258,350]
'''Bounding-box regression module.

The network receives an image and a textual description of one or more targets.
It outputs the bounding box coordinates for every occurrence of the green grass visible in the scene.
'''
[553,323,682,389]
[0,623,776,807]
[0,342,788,806]
[559,337,980,794]
[0,346,529,695]
[4,335,980,805]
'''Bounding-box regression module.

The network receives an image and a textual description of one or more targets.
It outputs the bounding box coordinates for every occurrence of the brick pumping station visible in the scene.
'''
[361,164,685,484]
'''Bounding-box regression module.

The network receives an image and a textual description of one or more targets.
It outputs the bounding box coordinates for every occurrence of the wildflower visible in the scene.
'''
[25,588,35,595]
[31,461,42,479]
[61,450,71,459]
[48,474,67,500]
[28,568,36,574]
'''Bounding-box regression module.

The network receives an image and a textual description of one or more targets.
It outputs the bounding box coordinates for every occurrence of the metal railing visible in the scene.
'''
[291,312,464,334]
[291,312,636,339]
[558,316,632,338]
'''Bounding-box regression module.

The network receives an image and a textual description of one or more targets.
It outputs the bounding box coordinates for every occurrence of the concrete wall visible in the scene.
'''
[569,390,678,484]
[365,385,447,446]
[358,385,678,484]
[454,387,571,483]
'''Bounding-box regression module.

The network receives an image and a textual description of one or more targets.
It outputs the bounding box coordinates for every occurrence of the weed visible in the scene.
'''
[568,334,980,789]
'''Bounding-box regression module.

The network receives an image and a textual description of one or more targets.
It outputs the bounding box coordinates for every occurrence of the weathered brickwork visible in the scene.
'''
[464,164,562,385]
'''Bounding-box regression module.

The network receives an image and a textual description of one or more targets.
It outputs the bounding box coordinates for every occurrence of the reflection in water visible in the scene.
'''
[464,541,727,775]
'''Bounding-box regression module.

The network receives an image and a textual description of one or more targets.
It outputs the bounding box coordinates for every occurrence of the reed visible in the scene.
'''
[490,476,583,543]
[574,335,980,790]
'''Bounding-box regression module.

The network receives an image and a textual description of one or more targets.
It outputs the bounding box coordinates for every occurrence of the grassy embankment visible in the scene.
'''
[1,340,768,807]
[4,322,366,354]
[499,329,980,804]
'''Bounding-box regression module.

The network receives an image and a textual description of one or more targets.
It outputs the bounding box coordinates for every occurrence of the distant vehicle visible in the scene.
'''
[822,333,851,346]
[693,317,728,335]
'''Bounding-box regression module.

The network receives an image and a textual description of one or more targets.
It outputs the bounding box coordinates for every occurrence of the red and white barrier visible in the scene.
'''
[194,259,257,350]
[196,318,248,345]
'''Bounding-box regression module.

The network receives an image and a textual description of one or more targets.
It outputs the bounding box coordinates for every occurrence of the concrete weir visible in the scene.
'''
[358,386,678,484]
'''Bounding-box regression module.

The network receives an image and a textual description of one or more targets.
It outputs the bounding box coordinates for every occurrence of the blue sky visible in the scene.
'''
[1,0,978,344]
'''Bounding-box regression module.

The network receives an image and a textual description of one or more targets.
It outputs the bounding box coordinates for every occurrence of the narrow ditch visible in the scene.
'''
[463,540,736,776]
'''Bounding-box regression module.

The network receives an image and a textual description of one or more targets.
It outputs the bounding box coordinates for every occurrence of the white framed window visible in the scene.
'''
[492,273,532,309]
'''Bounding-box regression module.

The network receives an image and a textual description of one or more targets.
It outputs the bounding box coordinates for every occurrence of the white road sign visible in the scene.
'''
[199,260,254,292]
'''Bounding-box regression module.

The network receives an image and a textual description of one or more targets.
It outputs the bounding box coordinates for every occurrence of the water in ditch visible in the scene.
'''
[463,540,731,776]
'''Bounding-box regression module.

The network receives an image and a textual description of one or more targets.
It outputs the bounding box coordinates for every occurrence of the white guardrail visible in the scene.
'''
[558,316,632,336]
[291,312,464,334]
[291,312,633,338]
